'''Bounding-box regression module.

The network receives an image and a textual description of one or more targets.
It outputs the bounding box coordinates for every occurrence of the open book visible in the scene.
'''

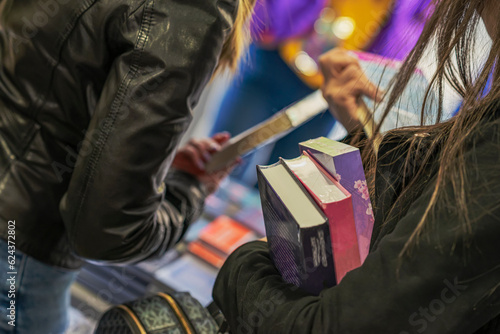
[205,91,329,172]
[330,51,439,139]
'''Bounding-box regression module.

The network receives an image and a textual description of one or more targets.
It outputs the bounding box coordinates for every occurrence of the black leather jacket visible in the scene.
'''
[0,0,237,269]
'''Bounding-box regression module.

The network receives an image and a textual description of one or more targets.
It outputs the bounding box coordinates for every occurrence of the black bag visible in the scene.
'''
[95,291,228,334]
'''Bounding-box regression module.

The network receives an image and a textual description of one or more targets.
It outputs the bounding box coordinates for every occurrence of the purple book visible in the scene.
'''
[257,161,336,295]
[299,137,374,262]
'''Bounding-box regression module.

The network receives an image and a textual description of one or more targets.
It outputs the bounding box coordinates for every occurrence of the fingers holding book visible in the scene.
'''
[319,48,384,133]
[172,132,240,194]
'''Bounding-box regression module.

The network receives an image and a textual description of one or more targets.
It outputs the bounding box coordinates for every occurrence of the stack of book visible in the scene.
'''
[257,137,374,295]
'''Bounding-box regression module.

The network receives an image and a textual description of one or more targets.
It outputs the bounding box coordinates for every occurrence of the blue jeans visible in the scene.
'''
[0,239,78,334]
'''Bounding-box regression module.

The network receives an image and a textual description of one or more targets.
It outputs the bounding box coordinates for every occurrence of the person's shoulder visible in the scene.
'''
[467,101,500,156]
[460,104,500,206]
[93,0,147,18]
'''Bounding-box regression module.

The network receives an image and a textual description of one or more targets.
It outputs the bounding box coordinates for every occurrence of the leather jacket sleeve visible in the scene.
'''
[59,0,238,263]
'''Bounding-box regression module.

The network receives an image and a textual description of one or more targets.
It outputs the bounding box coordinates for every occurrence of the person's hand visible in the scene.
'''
[319,48,384,133]
[172,132,238,194]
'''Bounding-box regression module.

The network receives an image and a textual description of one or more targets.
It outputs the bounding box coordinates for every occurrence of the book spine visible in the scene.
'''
[322,198,361,283]
[299,225,336,295]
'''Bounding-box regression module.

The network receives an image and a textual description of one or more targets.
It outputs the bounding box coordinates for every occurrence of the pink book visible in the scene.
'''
[299,137,374,262]
[282,151,361,283]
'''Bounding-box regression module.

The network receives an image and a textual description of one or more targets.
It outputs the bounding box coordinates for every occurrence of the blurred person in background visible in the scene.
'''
[213,0,500,332]
[210,0,432,186]
[0,0,255,332]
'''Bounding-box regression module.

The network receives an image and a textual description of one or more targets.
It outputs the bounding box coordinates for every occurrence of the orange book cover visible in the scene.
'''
[198,215,257,255]
[188,241,226,268]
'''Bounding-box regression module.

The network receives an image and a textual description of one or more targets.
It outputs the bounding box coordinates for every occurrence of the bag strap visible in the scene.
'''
[207,301,230,334]
[157,292,196,334]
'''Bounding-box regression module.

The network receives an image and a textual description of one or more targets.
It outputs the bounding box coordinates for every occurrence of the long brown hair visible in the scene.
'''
[360,0,500,257]
[214,0,256,75]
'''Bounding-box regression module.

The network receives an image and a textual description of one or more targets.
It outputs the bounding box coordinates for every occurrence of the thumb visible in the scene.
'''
[212,131,231,144]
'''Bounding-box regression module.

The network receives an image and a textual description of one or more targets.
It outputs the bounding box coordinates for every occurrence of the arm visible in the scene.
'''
[59,0,238,263]
[213,130,500,333]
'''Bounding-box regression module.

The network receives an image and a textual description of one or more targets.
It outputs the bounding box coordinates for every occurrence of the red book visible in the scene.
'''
[282,152,361,283]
